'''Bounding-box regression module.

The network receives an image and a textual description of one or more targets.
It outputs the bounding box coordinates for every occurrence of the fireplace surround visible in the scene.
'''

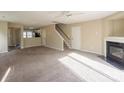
[105,37,124,63]
[107,41,124,63]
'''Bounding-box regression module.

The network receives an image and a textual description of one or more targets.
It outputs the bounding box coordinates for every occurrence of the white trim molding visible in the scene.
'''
[80,49,103,55]
[0,51,8,53]
[45,45,64,51]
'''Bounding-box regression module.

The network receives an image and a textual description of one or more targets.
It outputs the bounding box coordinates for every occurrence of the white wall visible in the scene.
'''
[0,22,8,53]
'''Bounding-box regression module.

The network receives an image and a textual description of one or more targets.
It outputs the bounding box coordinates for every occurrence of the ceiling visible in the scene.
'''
[0,11,117,27]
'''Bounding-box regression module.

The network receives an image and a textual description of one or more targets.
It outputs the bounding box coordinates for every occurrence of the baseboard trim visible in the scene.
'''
[45,45,64,51]
[0,51,8,53]
[70,48,103,55]
[80,49,103,55]
[23,45,42,49]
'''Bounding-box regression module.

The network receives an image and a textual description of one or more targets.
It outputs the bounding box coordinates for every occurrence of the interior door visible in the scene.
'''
[42,29,46,46]
[71,26,81,50]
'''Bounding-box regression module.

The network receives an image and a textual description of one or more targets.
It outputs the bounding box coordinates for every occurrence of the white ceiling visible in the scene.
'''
[0,11,117,27]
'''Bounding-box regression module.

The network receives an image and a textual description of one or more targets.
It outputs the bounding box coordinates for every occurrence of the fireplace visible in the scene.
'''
[107,41,124,63]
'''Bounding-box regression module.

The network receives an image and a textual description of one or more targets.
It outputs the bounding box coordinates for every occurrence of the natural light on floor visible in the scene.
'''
[58,56,113,82]
[68,53,124,81]
[1,67,11,82]
[59,52,124,82]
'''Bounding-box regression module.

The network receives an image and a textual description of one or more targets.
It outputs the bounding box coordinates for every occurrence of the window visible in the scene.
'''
[27,31,33,38]
[23,32,27,38]
[23,31,33,38]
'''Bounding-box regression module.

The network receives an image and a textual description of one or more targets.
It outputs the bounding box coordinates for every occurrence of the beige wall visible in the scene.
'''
[112,19,124,36]
[64,20,103,54]
[8,23,23,28]
[1,12,123,54]
[81,20,103,54]
[23,37,42,48]
[62,17,124,55]
[42,25,64,51]
[23,24,64,50]
[0,21,8,53]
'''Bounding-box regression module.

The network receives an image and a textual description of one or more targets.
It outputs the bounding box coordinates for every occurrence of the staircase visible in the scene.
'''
[55,24,71,48]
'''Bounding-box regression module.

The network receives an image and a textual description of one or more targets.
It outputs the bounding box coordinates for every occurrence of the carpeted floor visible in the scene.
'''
[0,46,124,82]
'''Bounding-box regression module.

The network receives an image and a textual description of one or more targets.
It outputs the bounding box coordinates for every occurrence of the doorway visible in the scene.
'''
[8,27,21,51]
[71,26,81,50]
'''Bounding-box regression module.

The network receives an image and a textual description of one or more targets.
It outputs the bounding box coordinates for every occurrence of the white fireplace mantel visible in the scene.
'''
[104,37,124,57]
[105,37,124,43]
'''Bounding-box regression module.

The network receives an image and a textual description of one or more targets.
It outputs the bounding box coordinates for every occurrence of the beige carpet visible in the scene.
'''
[0,46,123,82]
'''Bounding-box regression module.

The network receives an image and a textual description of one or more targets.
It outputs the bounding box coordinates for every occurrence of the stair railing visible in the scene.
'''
[55,24,71,47]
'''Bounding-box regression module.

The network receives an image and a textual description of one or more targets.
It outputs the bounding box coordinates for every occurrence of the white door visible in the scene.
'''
[71,26,81,50]
[42,29,46,46]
